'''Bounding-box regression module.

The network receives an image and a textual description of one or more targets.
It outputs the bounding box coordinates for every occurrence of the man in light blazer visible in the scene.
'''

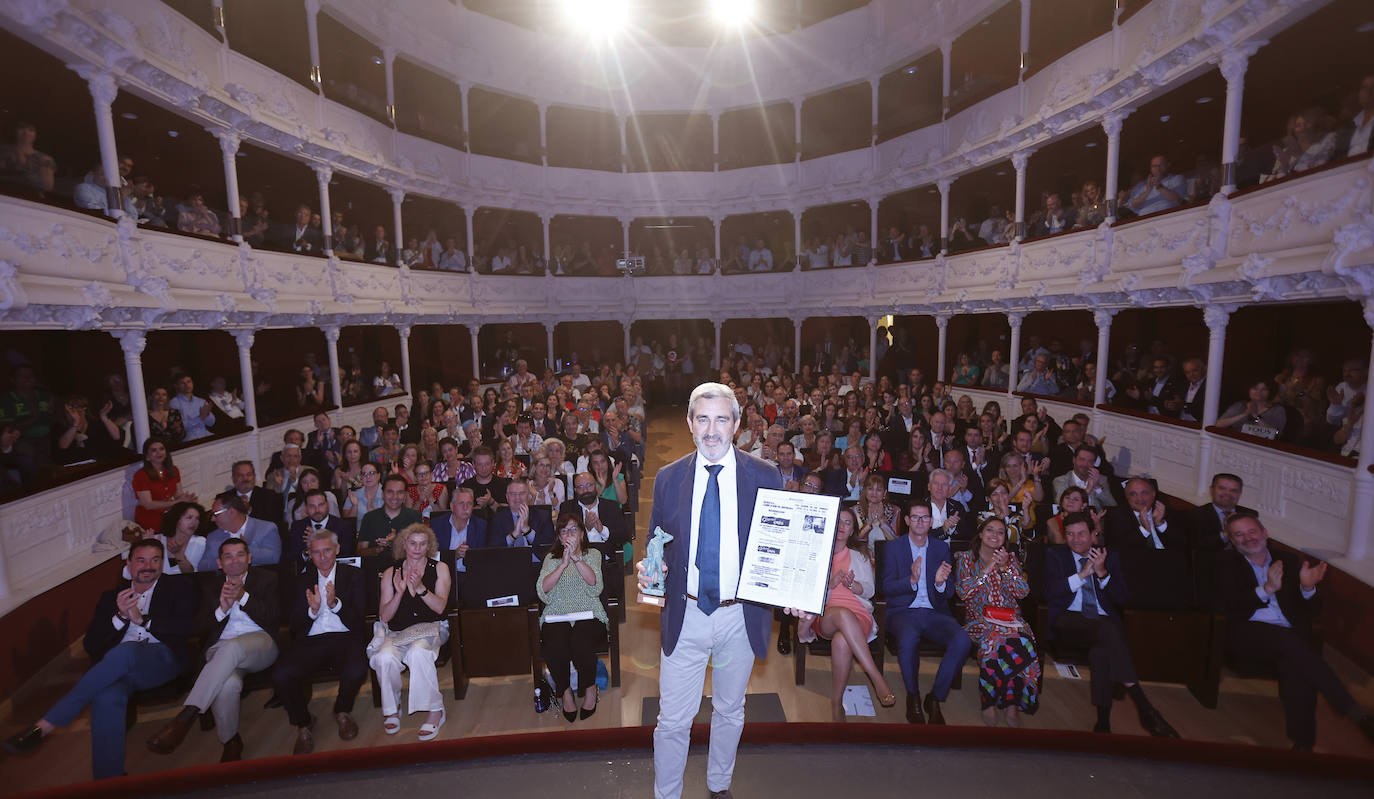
[201,494,281,571]
[638,382,784,799]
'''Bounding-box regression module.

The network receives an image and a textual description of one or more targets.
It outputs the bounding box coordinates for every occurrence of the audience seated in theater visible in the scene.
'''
[271,529,367,754]
[131,438,196,533]
[1016,354,1060,396]
[881,502,972,726]
[274,204,322,254]
[1264,107,1339,182]
[956,516,1040,727]
[145,538,278,763]
[286,488,356,565]
[154,500,208,575]
[1142,357,1182,417]
[925,468,972,542]
[370,523,450,740]
[3,539,197,779]
[1185,473,1253,551]
[799,506,895,721]
[0,120,55,195]
[1044,512,1178,737]
[1045,487,1104,547]
[1051,446,1118,512]
[222,460,284,529]
[202,495,281,570]
[538,512,608,722]
[1217,512,1374,750]
[1127,155,1186,216]
[997,450,1045,530]
[461,446,509,521]
[855,474,900,556]
[1217,379,1287,441]
[175,192,221,238]
[1028,192,1075,238]
[1104,477,1183,552]
[978,478,1028,551]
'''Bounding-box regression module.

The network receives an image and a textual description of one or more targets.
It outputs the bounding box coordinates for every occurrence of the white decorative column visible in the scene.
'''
[537,101,548,167]
[305,0,322,90]
[619,114,629,174]
[323,326,342,416]
[869,197,880,261]
[793,209,803,271]
[869,75,880,174]
[1197,305,1231,496]
[793,96,803,178]
[1019,0,1031,77]
[233,330,258,428]
[544,320,556,371]
[396,325,413,394]
[465,206,475,261]
[314,165,333,253]
[116,331,150,449]
[1103,111,1125,222]
[73,67,122,215]
[1092,308,1114,409]
[1006,312,1024,397]
[1346,299,1374,559]
[711,111,720,173]
[459,81,470,152]
[620,215,631,258]
[868,316,880,382]
[793,316,804,374]
[541,211,552,270]
[621,318,632,364]
[940,39,952,118]
[383,46,396,126]
[1012,150,1030,241]
[712,215,723,262]
[212,129,243,240]
[938,177,953,253]
[1218,44,1262,195]
[390,188,405,259]
[469,322,482,381]
[935,314,950,381]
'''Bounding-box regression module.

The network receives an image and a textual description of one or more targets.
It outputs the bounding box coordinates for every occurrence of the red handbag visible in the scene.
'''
[983,606,1020,627]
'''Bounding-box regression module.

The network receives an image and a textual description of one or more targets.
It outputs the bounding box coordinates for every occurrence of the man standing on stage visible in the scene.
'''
[639,382,784,799]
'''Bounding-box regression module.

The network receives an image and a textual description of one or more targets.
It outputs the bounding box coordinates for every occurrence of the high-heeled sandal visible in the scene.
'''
[878,693,897,708]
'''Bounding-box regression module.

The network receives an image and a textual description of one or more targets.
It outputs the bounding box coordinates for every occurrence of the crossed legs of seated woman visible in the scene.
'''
[819,606,896,722]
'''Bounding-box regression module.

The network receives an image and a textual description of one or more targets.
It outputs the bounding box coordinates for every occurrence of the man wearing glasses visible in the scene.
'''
[879,502,971,725]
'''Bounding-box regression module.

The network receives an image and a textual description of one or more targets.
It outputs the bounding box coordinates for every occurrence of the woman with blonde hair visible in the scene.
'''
[370,523,450,740]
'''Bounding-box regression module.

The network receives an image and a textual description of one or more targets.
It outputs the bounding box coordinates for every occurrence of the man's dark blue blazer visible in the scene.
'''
[1043,545,1130,630]
[487,505,555,549]
[285,515,356,564]
[428,511,490,549]
[648,447,783,659]
[879,535,956,614]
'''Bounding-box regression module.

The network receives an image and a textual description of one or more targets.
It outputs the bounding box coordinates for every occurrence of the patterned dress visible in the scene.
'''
[954,551,1041,713]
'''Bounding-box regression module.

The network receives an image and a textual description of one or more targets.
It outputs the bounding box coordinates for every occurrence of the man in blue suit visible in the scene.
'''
[638,383,784,799]
[201,494,282,571]
[487,477,554,551]
[429,486,489,592]
[880,501,971,725]
[1045,512,1177,737]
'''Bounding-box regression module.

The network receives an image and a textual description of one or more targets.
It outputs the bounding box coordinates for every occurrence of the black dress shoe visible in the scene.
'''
[923,693,946,726]
[220,734,244,763]
[777,635,791,656]
[708,790,733,799]
[1138,708,1180,739]
[1092,720,1112,733]
[263,693,284,709]
[2,726,43,755]
[905,693,925,725]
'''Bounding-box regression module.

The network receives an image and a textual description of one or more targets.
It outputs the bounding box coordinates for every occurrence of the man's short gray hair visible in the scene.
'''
[687,382,741,422]
[930,468,953,483]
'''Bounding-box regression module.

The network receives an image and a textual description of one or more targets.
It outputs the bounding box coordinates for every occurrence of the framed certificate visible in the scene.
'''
[736,488,840,616]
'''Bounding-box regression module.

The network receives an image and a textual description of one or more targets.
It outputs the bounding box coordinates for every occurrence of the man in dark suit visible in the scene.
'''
[3,540,196,779]
[560,471,629,547]
[304,411,340,481]
[1011,397,1061,450]
[271,528,369,755]
[1185,473,1253,551]
[429,487,489,594]
[273,203,323,253]
[881,502,971,725]
[1335,74,1374,158]
[1104,477,1186,551]
[962,426,995,500]
[1216,512,1374,750]
[1143,358,1183,417]
[145,538,279,762]
[286,489,357,564]
[223,459,285,536]
[488,476,555,550]
[1046,418,1110,482]
[925,469,973,542]
[1175,358,1207,422]
[1045,512,1178,737]
[636,383,785,799]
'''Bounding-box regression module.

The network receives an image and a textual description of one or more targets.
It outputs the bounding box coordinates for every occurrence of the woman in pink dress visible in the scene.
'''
[801,506,897,721]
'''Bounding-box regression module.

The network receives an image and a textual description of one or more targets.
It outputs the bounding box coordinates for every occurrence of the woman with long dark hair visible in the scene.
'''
[131,438,195,532]
[537,512,607,722]
[155,500,207,574]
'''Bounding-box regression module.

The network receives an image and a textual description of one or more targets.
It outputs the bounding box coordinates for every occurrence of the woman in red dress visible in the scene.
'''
[800,507,897,721]
[130,438,195,532]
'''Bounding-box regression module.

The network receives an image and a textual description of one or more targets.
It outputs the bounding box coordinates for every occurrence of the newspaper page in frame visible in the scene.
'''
[736,488,839,615]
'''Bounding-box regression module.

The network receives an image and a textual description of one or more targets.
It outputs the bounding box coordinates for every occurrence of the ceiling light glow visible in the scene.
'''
[563,0,629,36]
[712,0,755,27]
[1195,96,1213,104]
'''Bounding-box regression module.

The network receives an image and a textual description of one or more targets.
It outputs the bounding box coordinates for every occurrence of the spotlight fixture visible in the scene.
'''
[562,0,629,36]
[711,0,755,27]
[903,65,918,76]
[120,112,138,120]
[1194,96,1213,104]
[1084,141,1097,148]
[370,54,384,66]
[1159,114,1171,122]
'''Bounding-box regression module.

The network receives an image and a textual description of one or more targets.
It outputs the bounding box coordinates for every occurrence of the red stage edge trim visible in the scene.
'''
[14,722,1374,799]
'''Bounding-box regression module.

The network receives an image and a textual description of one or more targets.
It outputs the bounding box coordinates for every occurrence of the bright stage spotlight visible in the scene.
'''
[711,0,755,27]
[562,0,629,37]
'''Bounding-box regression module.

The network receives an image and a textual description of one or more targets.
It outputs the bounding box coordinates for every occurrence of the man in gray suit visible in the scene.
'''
[200,495,281,571]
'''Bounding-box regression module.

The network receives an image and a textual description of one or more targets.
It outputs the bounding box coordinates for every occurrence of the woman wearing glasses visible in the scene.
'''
[537,513,607,723]
[343,463,385,518]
